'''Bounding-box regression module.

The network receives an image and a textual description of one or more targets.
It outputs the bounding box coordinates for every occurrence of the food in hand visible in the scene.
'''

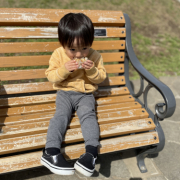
[74,57,88,69]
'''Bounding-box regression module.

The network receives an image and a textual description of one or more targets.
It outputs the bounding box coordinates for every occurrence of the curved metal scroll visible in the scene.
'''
[133,74,144,98]
[143,83,167,120]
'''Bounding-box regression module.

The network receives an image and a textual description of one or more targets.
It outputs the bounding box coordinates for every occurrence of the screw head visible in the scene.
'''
[154,136,157,140]
[120,16,123,19]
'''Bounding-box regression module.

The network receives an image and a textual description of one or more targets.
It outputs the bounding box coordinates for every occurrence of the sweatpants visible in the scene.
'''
[45,90,100,149]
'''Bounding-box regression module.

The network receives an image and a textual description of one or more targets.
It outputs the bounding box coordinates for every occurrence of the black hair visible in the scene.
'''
[58,13,94,48]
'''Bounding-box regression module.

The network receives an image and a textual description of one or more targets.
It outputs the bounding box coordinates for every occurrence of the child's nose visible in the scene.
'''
[75,51,82,58]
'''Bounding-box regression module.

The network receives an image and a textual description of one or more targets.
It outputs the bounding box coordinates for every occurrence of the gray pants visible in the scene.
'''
[45,90,100,149]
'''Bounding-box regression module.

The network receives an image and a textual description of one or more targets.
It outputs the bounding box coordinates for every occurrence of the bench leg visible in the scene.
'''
[137,151,148,173]
[136,146,158,173]
[137,115,165,173]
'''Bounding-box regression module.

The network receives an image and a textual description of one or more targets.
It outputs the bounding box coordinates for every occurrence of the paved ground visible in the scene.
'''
[0,76,179,180]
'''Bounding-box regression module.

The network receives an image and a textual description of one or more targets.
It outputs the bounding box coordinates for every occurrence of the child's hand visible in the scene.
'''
[82,60,93,70]
[65,60,79,72]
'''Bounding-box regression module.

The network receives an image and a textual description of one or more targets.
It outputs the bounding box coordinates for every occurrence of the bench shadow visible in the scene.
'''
[0,85,8,135]
[0,149,144,180]
[0,166,54,180]
[91,149,143,179]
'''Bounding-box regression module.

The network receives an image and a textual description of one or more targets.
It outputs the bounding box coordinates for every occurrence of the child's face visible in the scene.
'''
[64,38,91,60]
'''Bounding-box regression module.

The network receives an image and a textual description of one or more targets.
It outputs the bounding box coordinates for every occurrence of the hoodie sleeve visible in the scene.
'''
[85,51,107,84]
[45,49,72,83]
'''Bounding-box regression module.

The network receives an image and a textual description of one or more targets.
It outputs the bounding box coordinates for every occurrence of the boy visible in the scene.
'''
[41,13,107,177]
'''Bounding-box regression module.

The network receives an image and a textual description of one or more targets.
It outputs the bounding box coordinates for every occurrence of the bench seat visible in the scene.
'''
[0,91,158,173]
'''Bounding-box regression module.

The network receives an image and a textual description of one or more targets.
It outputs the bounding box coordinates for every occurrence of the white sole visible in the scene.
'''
[74,161,94,177]
[41,157,75,175]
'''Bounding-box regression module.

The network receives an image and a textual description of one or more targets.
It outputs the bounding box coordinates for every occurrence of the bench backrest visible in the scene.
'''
[0,9,126,96]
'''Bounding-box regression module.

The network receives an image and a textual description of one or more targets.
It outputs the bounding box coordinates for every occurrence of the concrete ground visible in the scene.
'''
[0,76,179,180]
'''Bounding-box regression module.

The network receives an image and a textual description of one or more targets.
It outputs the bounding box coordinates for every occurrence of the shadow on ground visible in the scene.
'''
[0,149,145,180]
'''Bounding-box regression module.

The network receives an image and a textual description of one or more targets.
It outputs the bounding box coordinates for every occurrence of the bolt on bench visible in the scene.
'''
[0,9,176,174]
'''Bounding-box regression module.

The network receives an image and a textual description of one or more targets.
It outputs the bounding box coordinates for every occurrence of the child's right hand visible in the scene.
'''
[65,60,79,72]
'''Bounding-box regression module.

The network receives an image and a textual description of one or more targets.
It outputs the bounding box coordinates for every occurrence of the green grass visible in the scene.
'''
[130,33,180,79]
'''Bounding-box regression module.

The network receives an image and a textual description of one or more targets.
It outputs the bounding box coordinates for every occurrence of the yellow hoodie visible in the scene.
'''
[45,47,107,93]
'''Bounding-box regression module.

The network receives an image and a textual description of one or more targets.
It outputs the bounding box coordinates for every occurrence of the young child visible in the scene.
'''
[41,13,106,177]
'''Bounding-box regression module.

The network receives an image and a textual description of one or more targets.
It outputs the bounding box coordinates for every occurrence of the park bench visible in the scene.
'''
[0,8,176,175]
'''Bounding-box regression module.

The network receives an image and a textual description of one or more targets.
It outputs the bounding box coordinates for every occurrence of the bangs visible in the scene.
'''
[67,35,89,48]
[58,13,94,48]
[65,22,93,48]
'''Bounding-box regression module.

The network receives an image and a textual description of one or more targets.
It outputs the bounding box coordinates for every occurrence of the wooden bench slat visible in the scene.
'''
[0,132,158,174]
[95,101,141,113]
[0,40,125,53]
[94,86,129,97]
[0,76,126,95]
[0,9,125,27]
[0,64,124,81]
[99,76,125,87]
[0,52,125,68]
[0,116,153,139]
[0,102,142,126]
[0,87,129,107]
[105,64,124,74]
[75,108,149,127]
[0,69,46,81]
[0,118,155,155]
[0,94,134,116]
[0,131,159,174]
[0,27,126,39]
[0,108,149,139]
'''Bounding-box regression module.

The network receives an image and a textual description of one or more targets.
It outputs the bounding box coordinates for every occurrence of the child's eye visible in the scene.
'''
[83,48,87,50]
[70,49,75,51]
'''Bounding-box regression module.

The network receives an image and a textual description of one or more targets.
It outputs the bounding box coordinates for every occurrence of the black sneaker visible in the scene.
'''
[74,152,97,177]
[41,149,75,175]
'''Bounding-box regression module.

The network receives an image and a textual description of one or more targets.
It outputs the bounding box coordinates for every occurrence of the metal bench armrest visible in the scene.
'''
[124,13,176,120]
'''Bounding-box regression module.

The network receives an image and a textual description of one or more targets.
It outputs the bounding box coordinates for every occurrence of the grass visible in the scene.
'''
[0,0,180,81]
[130,33,180,79]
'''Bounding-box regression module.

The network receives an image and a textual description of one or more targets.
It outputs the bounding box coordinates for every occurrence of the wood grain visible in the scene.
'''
[0,131,159,174]
[0,64,124,81]
[0,8,125,27]
[0,76,126,95]
[0,94,135,116]
[0,87,129,107]
[0,108,149,139]
[0,40,125,53]
[0,118,154,155]
[0,52,125,67]
[0,27,126,39]
[0,102,142,126]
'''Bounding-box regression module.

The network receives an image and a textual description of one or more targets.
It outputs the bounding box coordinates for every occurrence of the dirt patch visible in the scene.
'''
[131,20,159,38]
[165,71,177,76]
[149,45,167,56]
[168,20,180,38]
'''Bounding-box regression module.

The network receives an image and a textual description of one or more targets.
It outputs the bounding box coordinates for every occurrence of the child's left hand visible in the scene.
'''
[82,60,93,70]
